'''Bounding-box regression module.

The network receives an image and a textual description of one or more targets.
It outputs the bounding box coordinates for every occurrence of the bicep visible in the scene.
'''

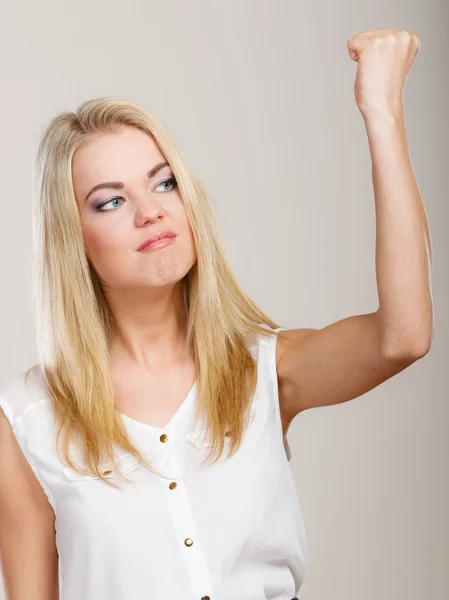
[277,312,421,423]
[0,409,59,600]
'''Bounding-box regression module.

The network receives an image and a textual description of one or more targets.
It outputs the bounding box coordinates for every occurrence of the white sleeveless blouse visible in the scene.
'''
[0,325,308,600]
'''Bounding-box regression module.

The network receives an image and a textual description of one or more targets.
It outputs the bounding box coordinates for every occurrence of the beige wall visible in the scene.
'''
[0,1,447,598]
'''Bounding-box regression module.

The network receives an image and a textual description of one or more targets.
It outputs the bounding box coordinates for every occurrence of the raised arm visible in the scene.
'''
[0,410,59,600]
[276,29,433,432]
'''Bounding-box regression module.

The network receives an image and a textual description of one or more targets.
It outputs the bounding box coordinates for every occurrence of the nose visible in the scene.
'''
[133,188,165,226]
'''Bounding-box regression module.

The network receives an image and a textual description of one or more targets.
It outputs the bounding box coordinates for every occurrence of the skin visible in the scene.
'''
[72,125,198,425]
[276,29,432,438]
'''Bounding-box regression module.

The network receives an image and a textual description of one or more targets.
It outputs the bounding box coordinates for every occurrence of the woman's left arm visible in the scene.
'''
[278,29,434,425]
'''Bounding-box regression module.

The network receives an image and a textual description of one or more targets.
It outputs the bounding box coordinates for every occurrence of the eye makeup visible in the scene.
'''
[93,176,178,212]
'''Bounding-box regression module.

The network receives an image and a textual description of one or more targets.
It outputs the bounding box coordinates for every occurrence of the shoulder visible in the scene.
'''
[0,367,58,524]
[0,365,47,426]
[255,323,317,371]
[275,327,319,371]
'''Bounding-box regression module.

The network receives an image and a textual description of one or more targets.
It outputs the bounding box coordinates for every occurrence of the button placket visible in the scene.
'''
[162,435,215,599]
[149,428,186,480]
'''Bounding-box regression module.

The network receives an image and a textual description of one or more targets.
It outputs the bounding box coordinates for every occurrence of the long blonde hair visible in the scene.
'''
[26,96,283,488]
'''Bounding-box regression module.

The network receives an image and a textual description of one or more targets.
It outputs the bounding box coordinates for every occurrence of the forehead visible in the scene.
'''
[72,126,165,191]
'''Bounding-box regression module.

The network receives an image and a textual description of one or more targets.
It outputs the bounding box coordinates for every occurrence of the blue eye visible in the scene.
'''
[95,176,178,212]
[156,176,177,193]
[95,196,124,212]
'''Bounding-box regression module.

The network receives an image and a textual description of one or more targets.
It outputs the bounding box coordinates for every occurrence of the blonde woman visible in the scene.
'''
[0,28,432,600]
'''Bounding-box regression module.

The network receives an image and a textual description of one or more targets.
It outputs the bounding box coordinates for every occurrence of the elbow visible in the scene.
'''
[382,335,432,361]
[379,307,434,361]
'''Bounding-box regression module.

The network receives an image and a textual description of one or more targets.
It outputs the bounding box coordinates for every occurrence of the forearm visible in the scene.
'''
[364,108,433,356]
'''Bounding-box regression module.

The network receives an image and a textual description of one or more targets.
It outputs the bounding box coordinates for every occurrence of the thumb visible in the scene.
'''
[347,38,365,63]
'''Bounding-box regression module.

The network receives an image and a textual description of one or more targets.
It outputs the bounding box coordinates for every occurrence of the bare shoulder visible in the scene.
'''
[0,409,59,597]
[274,312,424,429]
[275,328,319,372]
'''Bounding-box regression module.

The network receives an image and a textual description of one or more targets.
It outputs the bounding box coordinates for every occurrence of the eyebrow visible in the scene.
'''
[84,161,170,203]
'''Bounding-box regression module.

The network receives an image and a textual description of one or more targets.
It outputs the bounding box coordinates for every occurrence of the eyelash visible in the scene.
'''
[95,176,178,212]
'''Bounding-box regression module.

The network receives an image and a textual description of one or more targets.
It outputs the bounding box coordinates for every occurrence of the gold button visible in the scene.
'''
[169,482,177,490]
[184,538,193,547]
[160,433,168,443]
[225,430,232,437]
[103,470,112,475]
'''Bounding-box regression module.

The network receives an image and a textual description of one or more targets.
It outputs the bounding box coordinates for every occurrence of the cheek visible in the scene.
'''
[83,221,127,262]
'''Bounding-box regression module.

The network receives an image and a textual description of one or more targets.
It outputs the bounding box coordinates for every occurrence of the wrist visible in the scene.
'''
[362,106,406,136]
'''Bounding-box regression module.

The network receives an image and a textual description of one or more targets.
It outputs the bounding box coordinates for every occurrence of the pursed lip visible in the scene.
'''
[136,230,176,251]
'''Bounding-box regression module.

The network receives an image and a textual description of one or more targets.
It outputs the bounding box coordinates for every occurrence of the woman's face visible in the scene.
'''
[72,126,197,292]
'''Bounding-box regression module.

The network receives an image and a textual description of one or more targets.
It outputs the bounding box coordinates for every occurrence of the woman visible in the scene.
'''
[0,28,433,600]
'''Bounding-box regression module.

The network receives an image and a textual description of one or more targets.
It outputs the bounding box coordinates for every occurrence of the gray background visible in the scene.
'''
[0,1,447,598]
